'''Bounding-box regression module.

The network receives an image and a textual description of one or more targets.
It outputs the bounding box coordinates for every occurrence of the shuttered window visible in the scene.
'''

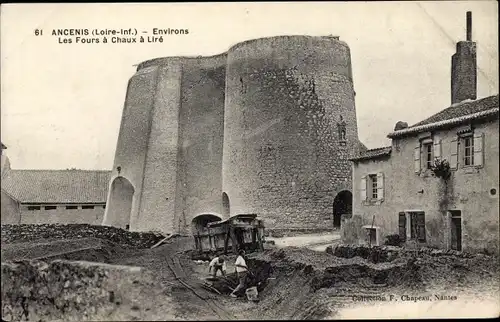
[376,172,384,201]
[360,176,367,202]
[473,133,484,167]
[416,212,426,242]
[408,212,426,242]
[450,138,459,169]
[414,143,421,173]
[433,138,442,160]
[398,212,406,241]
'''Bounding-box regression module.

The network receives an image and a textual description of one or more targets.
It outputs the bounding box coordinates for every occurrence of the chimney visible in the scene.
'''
[451,11,477,104]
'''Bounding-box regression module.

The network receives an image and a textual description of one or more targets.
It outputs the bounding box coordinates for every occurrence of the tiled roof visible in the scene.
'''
[1,169,112,204]
[411,95,498,127]
[350,146,392,162]
[388,95,499,138]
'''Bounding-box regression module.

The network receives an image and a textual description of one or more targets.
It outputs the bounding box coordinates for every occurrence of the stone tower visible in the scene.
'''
[222,36,359,230]
[103,35,361,234]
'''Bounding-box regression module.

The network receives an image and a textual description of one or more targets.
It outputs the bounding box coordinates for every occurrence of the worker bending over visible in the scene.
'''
[208,255,226,278]
[230,249,248,298]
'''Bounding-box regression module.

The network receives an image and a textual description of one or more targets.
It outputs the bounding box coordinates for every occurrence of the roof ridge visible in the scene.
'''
[8,169,112,172]
[365,146,392,151]
[410,94,499,128]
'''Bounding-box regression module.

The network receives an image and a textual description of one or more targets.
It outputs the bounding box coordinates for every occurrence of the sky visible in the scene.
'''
[1,1,498,170]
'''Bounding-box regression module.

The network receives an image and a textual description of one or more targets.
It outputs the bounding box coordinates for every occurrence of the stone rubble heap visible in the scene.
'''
[1,224,165,249]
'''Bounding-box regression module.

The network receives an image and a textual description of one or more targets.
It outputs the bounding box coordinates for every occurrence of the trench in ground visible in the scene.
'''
[2,238,499,320]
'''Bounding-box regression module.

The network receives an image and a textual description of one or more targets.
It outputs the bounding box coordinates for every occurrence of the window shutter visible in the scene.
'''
[398,212,406,241]
[360,176,367,202]
[450,137,459,170]
[414,144,421,173]
[377,172,384,201]
[473,133,484,168]
[433,138,441,160]
[417,212,426,242]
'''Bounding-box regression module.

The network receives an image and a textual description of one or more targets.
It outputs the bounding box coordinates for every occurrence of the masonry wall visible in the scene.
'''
[223,36,358,230]
[352,117,499,253]
[1,191,21,224]
[107,35,362,234]
[103,66,159,230]
[134,62,182,234]
[17,205,105,225]
[176,57,226,234]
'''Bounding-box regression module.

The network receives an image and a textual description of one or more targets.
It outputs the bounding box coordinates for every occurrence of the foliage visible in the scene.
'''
[430,157,451,180]
[384,234,404,247]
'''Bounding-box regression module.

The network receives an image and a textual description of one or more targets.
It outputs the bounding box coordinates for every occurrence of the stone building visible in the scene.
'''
[103,35,366,235]
[1,146,111,225]
[346,13,499,254]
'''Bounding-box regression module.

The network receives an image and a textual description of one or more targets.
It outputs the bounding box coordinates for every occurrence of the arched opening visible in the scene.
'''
[333,190,352,229]
[191,214,222,235]
[222,192,230,216]
[191,213,222,253]
[105,176,134,229]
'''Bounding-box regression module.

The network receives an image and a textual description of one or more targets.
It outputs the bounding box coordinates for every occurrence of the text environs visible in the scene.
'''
[152,28,189,35]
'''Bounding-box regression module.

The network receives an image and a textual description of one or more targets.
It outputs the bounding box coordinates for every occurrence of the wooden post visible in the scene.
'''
[257,228,264,251]
[230,225,238,254]
[251,229,257,251]
[224,227,230,254]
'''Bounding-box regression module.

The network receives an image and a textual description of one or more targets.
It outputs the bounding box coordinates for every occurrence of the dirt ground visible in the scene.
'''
[2,229,499,320]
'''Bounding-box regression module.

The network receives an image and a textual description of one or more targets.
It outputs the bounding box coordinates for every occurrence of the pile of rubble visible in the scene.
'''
[2,260,112,321]
[1,224,165,248]
[329,244,492,263]
[1,259,167,322]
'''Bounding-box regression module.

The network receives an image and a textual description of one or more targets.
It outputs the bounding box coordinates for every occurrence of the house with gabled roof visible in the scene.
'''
[1,147,112,225]
[344,13,499,254]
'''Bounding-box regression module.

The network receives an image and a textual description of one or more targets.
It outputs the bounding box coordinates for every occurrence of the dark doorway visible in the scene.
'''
[103,176,134,229]
[191,214,222,234]
[222,192,230,217]
[234,227,245,250]
[332,190,353,228]
[450,210,462,251]
[367,228,377,246]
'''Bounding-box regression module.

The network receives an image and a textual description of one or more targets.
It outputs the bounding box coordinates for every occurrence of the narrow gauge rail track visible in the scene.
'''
[164,255,234,320]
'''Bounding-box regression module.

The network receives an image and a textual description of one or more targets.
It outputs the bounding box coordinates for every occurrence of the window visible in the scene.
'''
[66,205,78,210]
[399,211,426,242]
[414,137,441,173]
[450,132,484,169]
[340,129,346,141]
[27,206,41,211]
[463,136,474,166]
[44,206,57,210]
[369,174,378,200]
[82,205,95,210]
[337,117,347,143]
[423,143,433,169]
[360,173,384,203]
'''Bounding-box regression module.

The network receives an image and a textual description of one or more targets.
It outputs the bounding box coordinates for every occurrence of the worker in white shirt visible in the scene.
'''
[230,249,248,298]
[208,255,226,278]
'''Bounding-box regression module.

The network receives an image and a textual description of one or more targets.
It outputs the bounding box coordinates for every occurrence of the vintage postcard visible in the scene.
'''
[1,1,498,320]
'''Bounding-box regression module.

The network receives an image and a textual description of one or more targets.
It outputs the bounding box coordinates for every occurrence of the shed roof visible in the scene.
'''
[1,169,112,204]
[349,146,392,162]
